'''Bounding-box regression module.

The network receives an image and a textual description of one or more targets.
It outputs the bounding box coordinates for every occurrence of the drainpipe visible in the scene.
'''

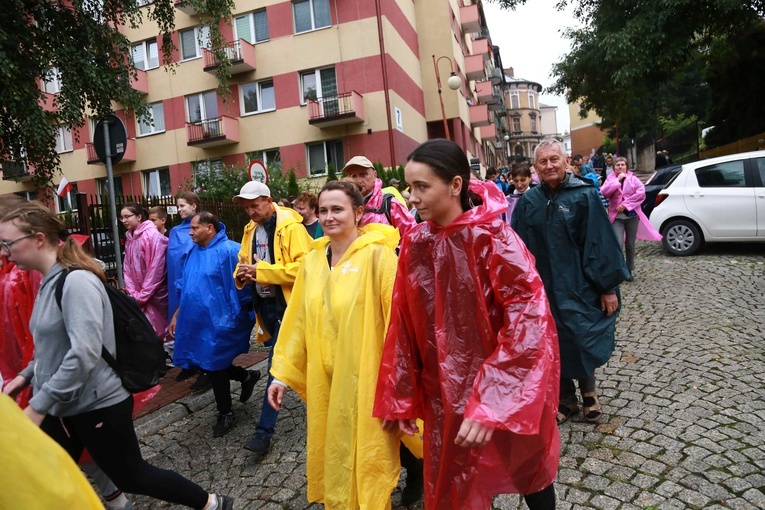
[374,0,396,167]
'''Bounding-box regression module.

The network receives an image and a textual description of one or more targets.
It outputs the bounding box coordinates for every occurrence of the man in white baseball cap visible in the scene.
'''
[232,180,312,456]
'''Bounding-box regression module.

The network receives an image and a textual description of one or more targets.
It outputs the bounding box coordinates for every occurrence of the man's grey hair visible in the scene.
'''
[533,138,567,161]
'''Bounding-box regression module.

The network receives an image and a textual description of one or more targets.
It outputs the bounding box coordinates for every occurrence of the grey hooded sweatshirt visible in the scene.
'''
[20,263,128,417]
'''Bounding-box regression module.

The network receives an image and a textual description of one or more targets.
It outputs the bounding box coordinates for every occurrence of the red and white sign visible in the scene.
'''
[248,160,268,184]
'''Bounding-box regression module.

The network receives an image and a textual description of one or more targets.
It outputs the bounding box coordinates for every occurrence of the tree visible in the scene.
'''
[0,0,235,188]
[326,162,338,182]
[287,169,300,198]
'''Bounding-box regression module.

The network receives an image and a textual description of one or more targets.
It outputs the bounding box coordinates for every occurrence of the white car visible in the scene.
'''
[649,151,765,255]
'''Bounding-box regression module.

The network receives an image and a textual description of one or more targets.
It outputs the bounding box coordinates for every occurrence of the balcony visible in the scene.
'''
[186,116,239,147]
[174,0,197,16]
[203,40,256,75]
[85,139,136,165]
[475,81,496,104]
[471,37,491,62]
[130,69,149,95]
[470,104,490,127]
[480,124,497,140]
[308,91,365,128]
[40,91,57,112]
[1,160,31,181]
[464,54,486,81]
[459,4,481,34]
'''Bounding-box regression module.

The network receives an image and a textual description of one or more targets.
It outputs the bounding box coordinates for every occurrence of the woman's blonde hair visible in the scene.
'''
[1,201,105,282]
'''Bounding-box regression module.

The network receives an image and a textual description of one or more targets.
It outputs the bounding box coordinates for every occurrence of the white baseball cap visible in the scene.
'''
[233,181,271,203]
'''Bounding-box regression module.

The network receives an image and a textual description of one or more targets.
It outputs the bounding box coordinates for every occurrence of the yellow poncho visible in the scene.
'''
[272,224,404,509]
[0,393,104,509]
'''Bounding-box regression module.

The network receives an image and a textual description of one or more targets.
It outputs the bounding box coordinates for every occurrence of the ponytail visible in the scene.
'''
[58,236,106,283]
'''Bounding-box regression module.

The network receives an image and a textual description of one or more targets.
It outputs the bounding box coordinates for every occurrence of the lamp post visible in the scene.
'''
[504,133,510,166]
[433,55,462,141]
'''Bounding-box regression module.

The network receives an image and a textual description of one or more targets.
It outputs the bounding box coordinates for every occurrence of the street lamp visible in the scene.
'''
[433,55,462,141]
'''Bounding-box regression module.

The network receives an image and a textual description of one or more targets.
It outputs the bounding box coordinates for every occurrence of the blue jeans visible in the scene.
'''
[255,301,284,437]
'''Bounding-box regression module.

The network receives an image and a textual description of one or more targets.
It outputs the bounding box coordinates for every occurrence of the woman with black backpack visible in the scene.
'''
[0,201,232,510]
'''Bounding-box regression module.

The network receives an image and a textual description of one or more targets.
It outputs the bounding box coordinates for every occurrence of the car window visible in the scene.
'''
[694,160,746,188]
[654,167,681,186]
[757,158,765,186]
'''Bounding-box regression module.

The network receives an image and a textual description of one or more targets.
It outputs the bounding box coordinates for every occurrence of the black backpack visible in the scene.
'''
[364,193,394,225]
[55,268,167,393]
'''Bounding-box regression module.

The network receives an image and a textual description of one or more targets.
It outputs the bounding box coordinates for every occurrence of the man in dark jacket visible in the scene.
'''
[512,139,630,425]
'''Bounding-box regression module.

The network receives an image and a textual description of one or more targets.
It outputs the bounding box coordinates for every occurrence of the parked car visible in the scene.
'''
[649,151,765,256]
[641,164,682,217]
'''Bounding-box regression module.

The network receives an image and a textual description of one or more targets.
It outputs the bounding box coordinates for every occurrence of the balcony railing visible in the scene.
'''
[85,139,136,165]
[203,40,256,75]
[464,54,486,81]
[186,116,239,147]
[459,4,481,34]
[307,91,365,128]
[469,103,490,127]
[1,160,31,181]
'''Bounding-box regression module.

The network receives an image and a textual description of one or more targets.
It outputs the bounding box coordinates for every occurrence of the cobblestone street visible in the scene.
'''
[132,241,765,509]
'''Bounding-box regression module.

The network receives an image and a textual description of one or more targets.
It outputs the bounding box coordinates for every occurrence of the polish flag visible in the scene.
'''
[56,176,74,198]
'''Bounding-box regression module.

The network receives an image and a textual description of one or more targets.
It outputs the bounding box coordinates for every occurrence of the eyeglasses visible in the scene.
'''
[0,233,34,252]
[120,214,136,221]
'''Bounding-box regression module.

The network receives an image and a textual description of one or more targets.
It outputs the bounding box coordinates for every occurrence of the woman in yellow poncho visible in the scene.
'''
[267,180,403,509]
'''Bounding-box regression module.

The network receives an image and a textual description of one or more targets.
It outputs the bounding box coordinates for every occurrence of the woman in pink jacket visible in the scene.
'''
[121,202,168,336]
[600,157,661,281]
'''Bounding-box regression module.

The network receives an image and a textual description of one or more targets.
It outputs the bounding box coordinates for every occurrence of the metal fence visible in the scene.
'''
[61,193,250,281]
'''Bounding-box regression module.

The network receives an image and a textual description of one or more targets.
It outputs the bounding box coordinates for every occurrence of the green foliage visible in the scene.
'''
[265,163,311,201]
[180,161,250,201]
[287,169,300,198]
[0,0,235,188]
[326,163,338,182]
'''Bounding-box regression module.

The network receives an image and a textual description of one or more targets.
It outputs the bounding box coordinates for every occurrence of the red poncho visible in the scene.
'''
[373,180,560,509]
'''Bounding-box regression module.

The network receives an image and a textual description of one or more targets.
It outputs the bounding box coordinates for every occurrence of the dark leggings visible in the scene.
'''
[42,396,209,509]
[524,483,556,510]
[207,364,249,415]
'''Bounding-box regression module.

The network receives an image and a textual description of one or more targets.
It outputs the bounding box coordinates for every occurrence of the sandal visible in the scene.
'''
[582,392,602,423]
[556,403,580,425]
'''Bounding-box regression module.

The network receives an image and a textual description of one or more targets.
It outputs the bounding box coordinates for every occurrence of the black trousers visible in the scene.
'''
[206,364,249,415]
[42,396,209,509]
[524,483,556,510]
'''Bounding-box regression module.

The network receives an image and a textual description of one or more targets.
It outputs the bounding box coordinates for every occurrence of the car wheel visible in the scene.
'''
[661,219,703,256]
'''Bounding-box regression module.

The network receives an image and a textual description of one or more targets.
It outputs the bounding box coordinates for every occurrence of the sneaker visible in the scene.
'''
[175,367,198,381]
[213,412,237,437]
[190,373,212,392]
[239,370,261,403]
[215,494,234,510]
[243,432,271,454]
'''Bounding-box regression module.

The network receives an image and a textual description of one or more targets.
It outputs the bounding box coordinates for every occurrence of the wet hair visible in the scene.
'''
[511,164,532,179]
[406,138,482,212]
[294,192,319,214]
[485,167,498,178]
[177,191,201,213]
[613,156,628,166]
[194,211,221,233]
[121,202,148,222]
[533,138,567,160]
[319,180,364,210]
[148,206,167,220]
[1,201,105,282]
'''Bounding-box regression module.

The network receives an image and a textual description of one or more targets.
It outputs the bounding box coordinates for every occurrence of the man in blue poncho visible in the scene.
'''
[168,211,261,437]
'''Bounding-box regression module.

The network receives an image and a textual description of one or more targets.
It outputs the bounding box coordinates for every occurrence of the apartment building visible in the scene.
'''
[1,0,507,202]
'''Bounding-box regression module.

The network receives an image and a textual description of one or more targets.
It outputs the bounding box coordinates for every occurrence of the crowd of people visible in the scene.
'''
[0,137,658,509]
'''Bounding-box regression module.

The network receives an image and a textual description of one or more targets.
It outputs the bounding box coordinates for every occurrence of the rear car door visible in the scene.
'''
[754,157,765,236]
[684,159,756,237]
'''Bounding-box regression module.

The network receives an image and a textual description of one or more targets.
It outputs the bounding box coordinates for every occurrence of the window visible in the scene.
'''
[43,67,62,94]
[55,126,73,153]
[695,161,746,188]
[15,190,38,201]
[756,158,765,185]
[241,80,275,115]
[132,39,159,70]
[528,91,536,110]
[510,91,520,109]
[193,159,224,176]
[235,10,269,43]
[293,0,331,34]
[186,91,218,123]
[56,184,78,213]
[511,115,521,133]
[247,149,281,173]
[307,140,343,176]
[144,168,171,196]
[300,67,336,104]
[138,102,165,135]
[530,114,537,133]
[97,177,124,197]
[180,26,211,61]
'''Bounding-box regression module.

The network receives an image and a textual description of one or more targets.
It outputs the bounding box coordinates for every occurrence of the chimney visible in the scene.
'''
[504,67,514,77]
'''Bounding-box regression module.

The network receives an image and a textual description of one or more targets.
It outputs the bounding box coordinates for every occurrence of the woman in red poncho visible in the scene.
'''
[373,139,560,510]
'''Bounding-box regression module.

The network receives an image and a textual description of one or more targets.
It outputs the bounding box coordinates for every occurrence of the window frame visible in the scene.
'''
[234,9,270,43]
[306,139,343,176]
[240,79,276,116]
[510,91,520,110]
[528,91,536,110]
[55,126,73,153]
[143,168,172,197]
[179,26,211,62]
[42,67,62,94]
[137,101,166,136]
[247,149,281,173]
[293,0,331,34]
[299,66,336,105]
[186,90,219,123]
[694,161,747,188]
[132,39,159,71]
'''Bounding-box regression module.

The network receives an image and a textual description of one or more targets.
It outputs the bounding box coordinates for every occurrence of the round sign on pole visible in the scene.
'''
[249,160,268,184]
[93,115,128,165]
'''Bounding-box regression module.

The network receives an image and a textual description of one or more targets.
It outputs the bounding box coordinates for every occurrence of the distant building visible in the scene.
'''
[568,102,607,159]
[498,68,543,163]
